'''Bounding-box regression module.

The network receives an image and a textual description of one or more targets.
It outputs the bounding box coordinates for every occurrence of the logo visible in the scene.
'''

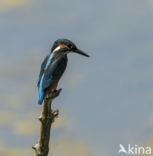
[118,144,151,155]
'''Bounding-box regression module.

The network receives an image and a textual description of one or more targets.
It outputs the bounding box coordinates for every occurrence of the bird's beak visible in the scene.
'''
[73,49,90,57]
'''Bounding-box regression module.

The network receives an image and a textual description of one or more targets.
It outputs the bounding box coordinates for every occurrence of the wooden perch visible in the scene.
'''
[32,88,62,156]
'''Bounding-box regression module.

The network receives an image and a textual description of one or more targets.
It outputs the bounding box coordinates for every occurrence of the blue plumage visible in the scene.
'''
[42,56,67,89]
[38,74,45,104]
[37,39,89,105]
[38,53,55,104]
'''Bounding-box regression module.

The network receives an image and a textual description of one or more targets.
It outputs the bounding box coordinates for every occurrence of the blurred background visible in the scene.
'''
[0,0,153,155]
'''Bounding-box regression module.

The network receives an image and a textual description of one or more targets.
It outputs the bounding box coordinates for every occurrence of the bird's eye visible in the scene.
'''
[68,44,73,49]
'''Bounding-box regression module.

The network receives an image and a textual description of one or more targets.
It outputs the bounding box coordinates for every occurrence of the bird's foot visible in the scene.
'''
[45,88,62,101]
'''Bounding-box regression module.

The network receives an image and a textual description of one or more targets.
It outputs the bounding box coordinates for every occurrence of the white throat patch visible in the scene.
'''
[52,44,69,53]
[52,46,61,52]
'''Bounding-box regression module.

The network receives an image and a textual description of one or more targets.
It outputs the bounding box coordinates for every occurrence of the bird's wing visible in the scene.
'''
[42,56,67,90]
[37,55,49,87]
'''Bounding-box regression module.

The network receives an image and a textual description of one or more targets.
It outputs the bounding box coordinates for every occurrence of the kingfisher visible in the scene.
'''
[37,39,89,104]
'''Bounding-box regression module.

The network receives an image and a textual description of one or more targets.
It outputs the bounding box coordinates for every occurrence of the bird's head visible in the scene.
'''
[51,39,90,57]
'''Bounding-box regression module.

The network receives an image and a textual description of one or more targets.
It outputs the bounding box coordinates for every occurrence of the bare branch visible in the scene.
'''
[33,88,62,156]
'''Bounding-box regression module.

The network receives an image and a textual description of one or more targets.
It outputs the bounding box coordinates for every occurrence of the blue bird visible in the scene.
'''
[37,39,89,104]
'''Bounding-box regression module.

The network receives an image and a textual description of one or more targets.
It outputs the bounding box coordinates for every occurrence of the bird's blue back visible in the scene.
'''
[38,53,54,104]
[38,53,67,104]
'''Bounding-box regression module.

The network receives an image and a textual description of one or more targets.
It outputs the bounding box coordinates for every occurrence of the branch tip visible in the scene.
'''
[38,115,42,121]
[32,144,38,150]
[52,109,59,117]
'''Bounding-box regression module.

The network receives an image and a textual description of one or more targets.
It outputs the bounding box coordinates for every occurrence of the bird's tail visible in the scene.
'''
[38,91,45,105]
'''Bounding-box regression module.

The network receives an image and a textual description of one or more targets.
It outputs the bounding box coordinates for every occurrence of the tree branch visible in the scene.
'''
[32,88,62,156]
